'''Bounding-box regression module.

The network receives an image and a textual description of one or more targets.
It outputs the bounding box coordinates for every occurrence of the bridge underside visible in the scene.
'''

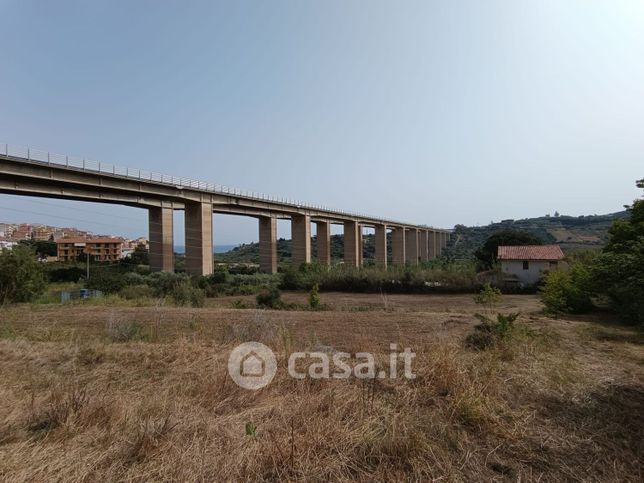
[0,154,449,275]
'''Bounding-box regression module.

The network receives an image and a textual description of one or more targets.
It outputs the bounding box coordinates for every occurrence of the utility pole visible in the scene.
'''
[83,245,91,280]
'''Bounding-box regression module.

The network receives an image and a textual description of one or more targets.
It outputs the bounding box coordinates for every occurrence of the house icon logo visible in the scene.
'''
[228,342,277,390]
[240,351,265,377]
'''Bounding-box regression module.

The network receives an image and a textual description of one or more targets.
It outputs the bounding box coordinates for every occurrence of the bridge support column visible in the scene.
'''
[259,216,278,274]
[291,214,311,267]
[149,206,174,272]
[428,230,437,259]
[419,230,429,263]
[343,220,360,268]
[392,228,406,266]
[437,232,447,256]
[185,201,213,276]
[358,225,364,266]
[405,228,419,265]
[374,224,387,267]
[315,221,331,266]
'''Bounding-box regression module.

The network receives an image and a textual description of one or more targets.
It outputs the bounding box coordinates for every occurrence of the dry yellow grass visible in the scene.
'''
[0,293,642,481]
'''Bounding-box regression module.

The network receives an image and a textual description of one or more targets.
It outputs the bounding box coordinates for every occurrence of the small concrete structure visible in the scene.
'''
[498,245,565,285]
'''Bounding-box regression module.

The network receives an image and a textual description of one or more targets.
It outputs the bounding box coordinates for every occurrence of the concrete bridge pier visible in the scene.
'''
[374,224,387,267]
[419,230,429,263]
[291,214,311,267]
[405,228,419,265]
[392,227,406,266]
[440,232,448,253]
[315,221,331,266]
[149,206,174,272]
[259,215,278,274]
[343,220,360,268]
[428,230,437,259]
[358,225,364,266]
[185,201,213,276]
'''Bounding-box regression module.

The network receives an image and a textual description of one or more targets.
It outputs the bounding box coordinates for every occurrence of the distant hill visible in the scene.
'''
[214,211,628,263]
[446,211,628,259]
[216,235,367,264]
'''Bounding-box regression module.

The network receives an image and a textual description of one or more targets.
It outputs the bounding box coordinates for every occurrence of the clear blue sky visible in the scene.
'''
[1,0,643,245]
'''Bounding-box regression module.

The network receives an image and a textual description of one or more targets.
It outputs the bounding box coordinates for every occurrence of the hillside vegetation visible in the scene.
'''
[447,211,627,259]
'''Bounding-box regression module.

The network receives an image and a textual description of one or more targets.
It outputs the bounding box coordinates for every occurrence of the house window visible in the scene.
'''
[549,261,558,268]
[522,261,529,270]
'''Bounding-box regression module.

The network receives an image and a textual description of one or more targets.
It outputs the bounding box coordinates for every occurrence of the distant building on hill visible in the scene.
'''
[56,237,124,262]
[0,237,17,250]
[31,224,55,241]
[498,245,564,285]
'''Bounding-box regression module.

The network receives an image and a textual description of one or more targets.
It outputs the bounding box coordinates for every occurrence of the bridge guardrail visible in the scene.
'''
[1,142,442,230]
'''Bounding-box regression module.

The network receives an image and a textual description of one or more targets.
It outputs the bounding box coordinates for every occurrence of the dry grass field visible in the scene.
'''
[0,293,642,481]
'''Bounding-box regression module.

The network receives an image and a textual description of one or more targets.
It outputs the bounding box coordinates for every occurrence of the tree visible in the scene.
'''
[0,245,46,304]
[474,230,543,269]
[591,179,644,325]
[18,239,57,258]
[127,243,150,265]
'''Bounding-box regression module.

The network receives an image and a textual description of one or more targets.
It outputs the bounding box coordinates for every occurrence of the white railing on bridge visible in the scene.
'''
[1,142,434,229]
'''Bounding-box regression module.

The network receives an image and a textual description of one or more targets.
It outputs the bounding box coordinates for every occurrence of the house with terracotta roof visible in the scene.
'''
[498,245,565,285]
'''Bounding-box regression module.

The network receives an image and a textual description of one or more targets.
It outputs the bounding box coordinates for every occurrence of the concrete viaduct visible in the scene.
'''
[0,144,450,275]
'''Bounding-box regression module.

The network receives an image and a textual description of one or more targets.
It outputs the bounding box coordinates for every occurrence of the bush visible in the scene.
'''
[465,312,519,350]
[147,272,188,297]
[256,287,282,309]
[309,283,321,309]
[473,283,502,310]
[119,284,155,300]
[86,270,127,294]
[0,245,46,303]
[169,281,205,307]
[123,272,146,286]
[47,266,85,283]
[196,271,229,296]
[280,269,301,290]
[540,264,593,314]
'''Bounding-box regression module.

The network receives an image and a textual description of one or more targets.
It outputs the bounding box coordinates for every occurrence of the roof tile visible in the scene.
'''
[497,245,564,261]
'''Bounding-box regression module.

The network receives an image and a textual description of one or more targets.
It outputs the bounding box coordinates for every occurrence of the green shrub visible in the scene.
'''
[47,265,85,283]
[280,269,301,290]
[147,272,188,297]
[231,299,250,309]
[85,269,127,294]
[169,281,205,307]
[0,245,46,303]
[196,270,230,296]
[309,283,321,309]
[123,272,146,285]
[465,312,519,350]
[540,264,593,314]
[256,287,282,309]
[473,283,502,309]
[119,284,155,300]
